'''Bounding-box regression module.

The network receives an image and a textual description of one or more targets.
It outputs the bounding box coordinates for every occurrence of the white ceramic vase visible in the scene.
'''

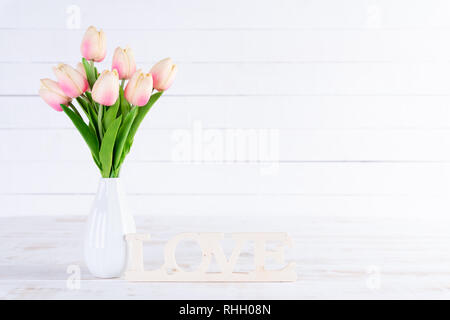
[84,178,136,278]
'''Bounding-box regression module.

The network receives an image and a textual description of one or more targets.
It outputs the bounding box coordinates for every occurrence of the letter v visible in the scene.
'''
[197,233,246,274]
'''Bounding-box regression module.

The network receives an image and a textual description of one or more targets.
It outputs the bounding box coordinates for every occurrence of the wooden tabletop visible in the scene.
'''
[1,215,450,299]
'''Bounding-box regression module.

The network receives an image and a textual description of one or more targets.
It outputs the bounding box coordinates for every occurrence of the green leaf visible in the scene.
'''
[113,107,138,170]
[75,96,89,114]
[124,91,163,153]
[76,97,98,137]
[85,91,93,102]
[99,115,122,178]
[82,58,96,88]
[91,153,101,170]
[103,98,120,131]
[61,104,100,166]
[119,86,130,117]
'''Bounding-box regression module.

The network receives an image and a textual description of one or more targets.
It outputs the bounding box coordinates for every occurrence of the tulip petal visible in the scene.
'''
[80,26,107,62]
[112,47,136,80]
[53,64,88,98]
[150,58,177,91]
[39,79,71,111]
[92,70,120,106]
[124,70,153,106]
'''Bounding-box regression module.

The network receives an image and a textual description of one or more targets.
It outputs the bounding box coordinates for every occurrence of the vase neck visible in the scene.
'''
[98,178,123,193]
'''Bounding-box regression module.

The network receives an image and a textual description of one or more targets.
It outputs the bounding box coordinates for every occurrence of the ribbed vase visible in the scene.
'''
[84,178,136,278]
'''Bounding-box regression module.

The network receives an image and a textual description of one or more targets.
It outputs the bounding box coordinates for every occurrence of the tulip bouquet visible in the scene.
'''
[39,26,177,178]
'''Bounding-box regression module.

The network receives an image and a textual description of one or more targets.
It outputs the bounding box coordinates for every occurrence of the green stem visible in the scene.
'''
[98,104,104,140]
[68,102,82,118]
[121,79,125,89]
[90,60,98,81]
[84,92,97,111]
[80,94,90,104]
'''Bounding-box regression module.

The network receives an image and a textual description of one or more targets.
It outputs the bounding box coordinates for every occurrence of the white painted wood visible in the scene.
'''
[2,194,449,218]
[1,1,449,297]
[2,0,450,29]
[2,215,450,299]
[4,29,450,63]
[4,62,450,95]
[124,232,297,282]
[2,162,450,195]
[3,128,450,162]
[3,96,450,130]
[1,0,450,221]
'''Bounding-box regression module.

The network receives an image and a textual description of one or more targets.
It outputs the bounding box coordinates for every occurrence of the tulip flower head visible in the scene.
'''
[76,62,87,80]
[112,47,136,80]
[39,79,72,111]
[124,70,153,106]
[53,63,89,98]
[80,26,107,62]
[92,70,120,106]
[150,58,177,91]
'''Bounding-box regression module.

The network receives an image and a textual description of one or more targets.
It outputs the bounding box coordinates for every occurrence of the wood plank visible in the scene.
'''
[1,128,450,162]
[0,194,449,218]
[3,96,450,130]
[4,62,450,96]
[1,162,449,195]
[1,215,450,299]
[2,0,449,29]
[3,29,450,62]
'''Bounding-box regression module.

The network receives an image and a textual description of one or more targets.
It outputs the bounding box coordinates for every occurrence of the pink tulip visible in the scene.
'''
[80,26,106,62]
[38,79,71,111]
[53,63,89,98]
[124,70,153,106]
[150,58,177,91]
[92,70,120,106]
[112,47,136,80]
[76,62,87,80]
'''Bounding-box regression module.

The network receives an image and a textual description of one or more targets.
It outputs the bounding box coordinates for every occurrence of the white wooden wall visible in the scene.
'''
[1,0,450,218]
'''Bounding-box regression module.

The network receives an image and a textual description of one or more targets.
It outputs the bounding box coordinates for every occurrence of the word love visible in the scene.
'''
[124,232,297,282]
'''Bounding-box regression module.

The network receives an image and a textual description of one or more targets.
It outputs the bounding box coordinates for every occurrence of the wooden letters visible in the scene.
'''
[124,232,297,282]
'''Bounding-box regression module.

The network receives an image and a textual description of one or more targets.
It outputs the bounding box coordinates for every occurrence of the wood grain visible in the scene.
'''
[2,0,450,29]
[3,96,450,130]
[4,29,450,62]
[2,0,450,222]
[5,62,450,95]
[2,193,449,218]
[1,215,450,299]
[1,162,450,195]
